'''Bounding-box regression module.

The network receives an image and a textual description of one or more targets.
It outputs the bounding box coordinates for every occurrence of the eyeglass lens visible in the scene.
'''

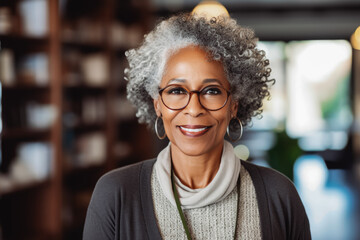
[160,85,229,110]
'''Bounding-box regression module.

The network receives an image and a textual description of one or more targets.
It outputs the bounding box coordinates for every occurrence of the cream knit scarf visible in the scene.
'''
[154,140,241,209]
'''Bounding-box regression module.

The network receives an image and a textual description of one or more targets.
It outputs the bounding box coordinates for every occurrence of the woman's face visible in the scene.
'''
[154,45,238,157]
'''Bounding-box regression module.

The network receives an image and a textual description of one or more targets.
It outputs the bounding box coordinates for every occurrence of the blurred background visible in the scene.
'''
[0,0,359,239]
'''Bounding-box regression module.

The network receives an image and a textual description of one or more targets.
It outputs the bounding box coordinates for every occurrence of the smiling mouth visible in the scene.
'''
[178,125,212,137]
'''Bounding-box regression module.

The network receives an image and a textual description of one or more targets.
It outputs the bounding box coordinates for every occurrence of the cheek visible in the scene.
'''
[214,109,232,131]
[160,107,178,133]
[219,117,230,134]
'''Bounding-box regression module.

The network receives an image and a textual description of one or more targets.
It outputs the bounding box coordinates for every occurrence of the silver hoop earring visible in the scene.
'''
[155,116,166,140]
[227,117,243,142]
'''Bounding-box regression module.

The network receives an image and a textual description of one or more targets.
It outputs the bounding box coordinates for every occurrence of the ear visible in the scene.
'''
[230,100,239,118]
[153,98,162,117]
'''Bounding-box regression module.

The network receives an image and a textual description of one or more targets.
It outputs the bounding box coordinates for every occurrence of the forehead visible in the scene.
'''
[161,45,230,88]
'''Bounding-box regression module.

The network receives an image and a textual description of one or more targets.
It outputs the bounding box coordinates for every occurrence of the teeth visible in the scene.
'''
[180,127,207,133]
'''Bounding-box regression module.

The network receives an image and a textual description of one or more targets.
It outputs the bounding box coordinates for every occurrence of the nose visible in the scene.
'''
[183,92,206,117]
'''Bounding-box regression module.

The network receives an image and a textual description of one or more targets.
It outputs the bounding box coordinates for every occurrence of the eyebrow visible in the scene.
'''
[168,78,186,84]
[203,78,223,85]
[168,78,223,85]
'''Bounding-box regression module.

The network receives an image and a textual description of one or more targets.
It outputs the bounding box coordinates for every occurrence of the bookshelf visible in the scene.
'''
[0,0,62,239]
[60,0,155,239]
[0,0,156,239]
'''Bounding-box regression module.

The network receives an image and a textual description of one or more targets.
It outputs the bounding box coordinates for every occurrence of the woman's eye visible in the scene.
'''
[203,87,222,95]
[166,87,187,95]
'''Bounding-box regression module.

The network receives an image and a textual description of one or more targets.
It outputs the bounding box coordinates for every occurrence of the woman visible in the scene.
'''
[83,13,311,240]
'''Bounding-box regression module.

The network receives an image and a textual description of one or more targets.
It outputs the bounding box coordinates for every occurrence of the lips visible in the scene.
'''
[178,125,212,137]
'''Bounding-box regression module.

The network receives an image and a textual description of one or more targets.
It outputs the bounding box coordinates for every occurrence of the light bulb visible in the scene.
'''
[192,1,229,19]
[351,26,360,50]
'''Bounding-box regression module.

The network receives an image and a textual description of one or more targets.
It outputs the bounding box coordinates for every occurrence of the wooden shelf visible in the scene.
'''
[64,84,110,91]
[0,33,50,51]
[0,178,50,197]
[62,39,107,51]
[64,162,105,175]
[64,122,106,132]
[1,128,51,139]
[0,33,50,42]
[112,45,129,53]
[2,85,50,91]
[63,163,105,192]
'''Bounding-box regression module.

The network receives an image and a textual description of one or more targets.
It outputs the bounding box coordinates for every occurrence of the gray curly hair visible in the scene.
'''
[125,13,274,130]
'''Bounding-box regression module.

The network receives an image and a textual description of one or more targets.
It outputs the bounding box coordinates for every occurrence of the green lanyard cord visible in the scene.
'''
[171,169,192,240]
[171,163,241,240]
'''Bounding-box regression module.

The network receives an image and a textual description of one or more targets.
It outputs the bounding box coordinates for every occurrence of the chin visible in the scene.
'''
[172,138,222,157]
[179,144,208,156]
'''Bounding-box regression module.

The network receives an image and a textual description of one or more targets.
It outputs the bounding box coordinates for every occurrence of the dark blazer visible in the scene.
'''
[83,159,311,240]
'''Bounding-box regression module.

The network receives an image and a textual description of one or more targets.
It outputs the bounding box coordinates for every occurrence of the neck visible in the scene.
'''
[170,143,223,189]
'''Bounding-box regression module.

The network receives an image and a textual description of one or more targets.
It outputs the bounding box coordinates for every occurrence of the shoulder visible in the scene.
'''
[242,160,311,239]
[241,160,298,196]
[241,160,305,209]
[95,158,156,193]
[89,158,156,209]
[84,159,157,240]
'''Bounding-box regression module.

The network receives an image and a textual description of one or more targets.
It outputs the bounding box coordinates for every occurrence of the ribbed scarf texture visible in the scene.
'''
[154,140,241,209]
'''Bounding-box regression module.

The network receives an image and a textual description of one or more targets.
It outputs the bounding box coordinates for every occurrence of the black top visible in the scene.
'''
[83,159,311,240]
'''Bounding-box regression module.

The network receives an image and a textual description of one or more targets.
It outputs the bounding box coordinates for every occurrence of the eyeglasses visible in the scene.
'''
[158,84,230,111]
